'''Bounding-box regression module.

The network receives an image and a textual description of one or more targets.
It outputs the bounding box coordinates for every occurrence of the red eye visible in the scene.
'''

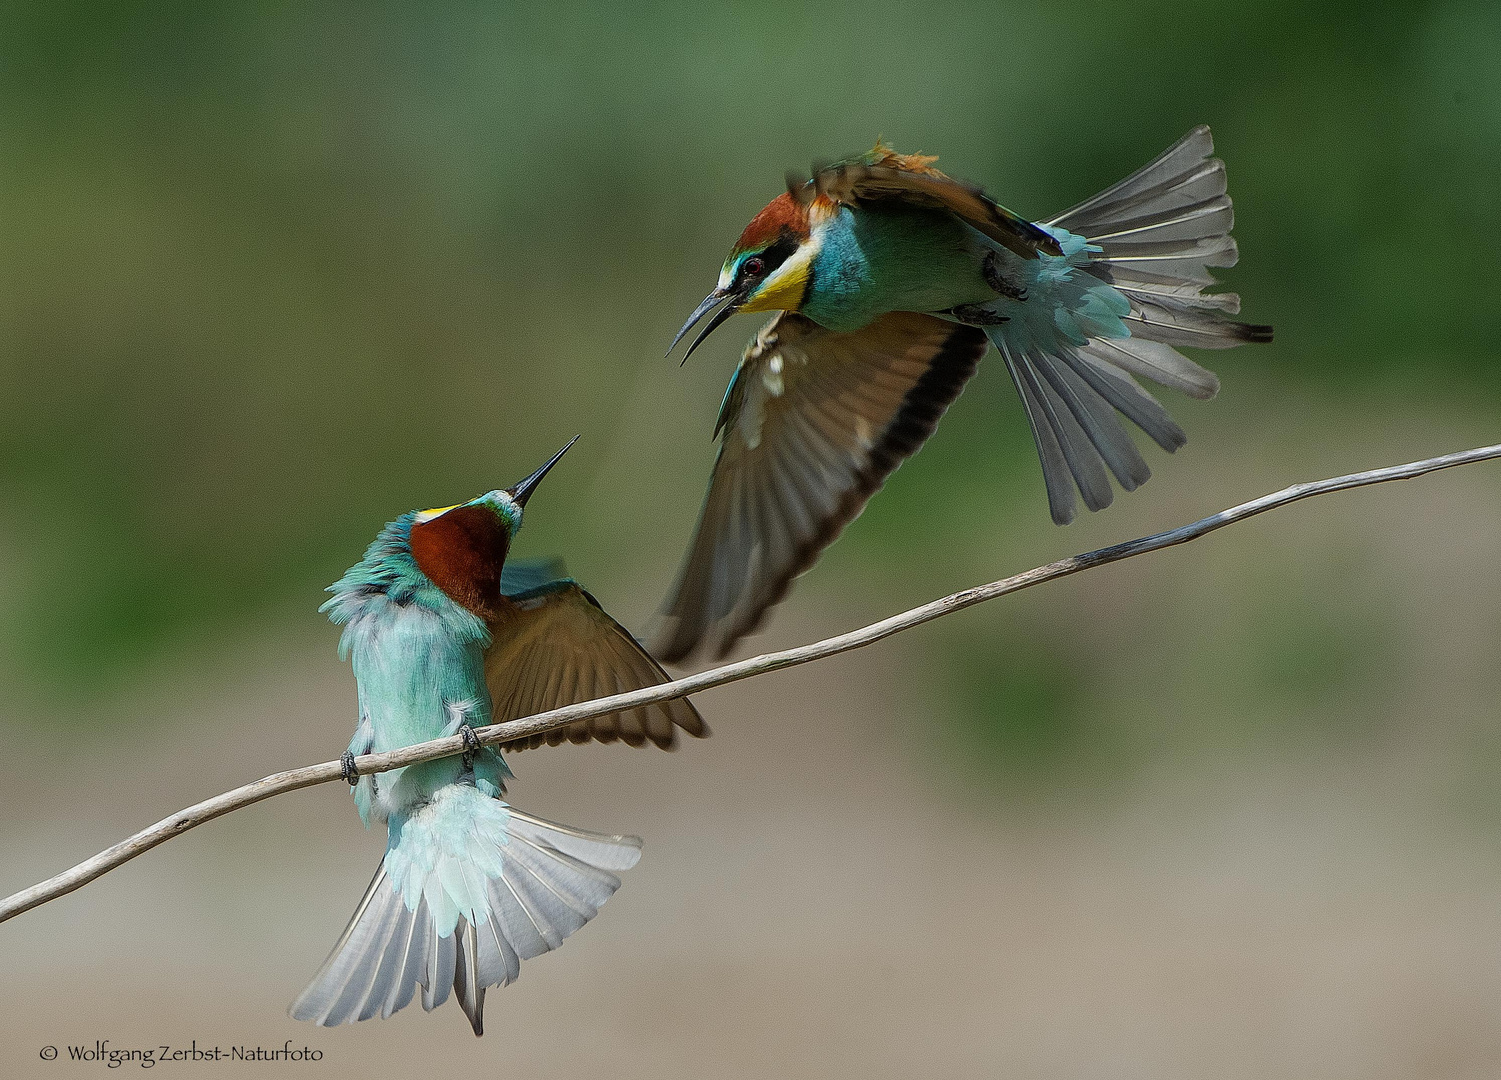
[741,256,765,278]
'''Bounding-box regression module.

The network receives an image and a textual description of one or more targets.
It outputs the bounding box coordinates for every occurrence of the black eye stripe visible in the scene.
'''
[737,232,799,288]
[759,235,798,274]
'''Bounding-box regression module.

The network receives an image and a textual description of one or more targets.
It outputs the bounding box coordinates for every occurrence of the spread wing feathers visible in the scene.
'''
[806,141,1064,260]
[651,311,989,663]
[290,814,639,1035]
[1048,124,1272,366]
[499,557,568,598]
[485,580,706,752]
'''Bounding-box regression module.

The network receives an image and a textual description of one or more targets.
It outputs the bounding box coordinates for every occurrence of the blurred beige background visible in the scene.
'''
[5,2,1501,1077]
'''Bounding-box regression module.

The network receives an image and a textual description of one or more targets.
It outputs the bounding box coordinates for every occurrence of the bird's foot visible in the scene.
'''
[982,251,1028,302]
[459,725,483,769]
[949,303,1009,326]
[340,750,359,787]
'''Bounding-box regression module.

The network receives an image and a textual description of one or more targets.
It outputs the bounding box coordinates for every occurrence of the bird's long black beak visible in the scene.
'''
[506,435,579,508]
[667,287,740,363]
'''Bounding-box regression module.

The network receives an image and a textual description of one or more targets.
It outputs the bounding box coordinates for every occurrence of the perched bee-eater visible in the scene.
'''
[658,126,1271,661]
[291,438,705,1035]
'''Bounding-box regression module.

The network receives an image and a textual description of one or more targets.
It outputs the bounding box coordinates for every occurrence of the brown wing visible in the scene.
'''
[651,311,989,663]
[807,143,1064,259]
[485,581,707,752]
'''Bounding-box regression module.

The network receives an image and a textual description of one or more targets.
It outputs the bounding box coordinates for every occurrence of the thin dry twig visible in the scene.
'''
[3,441,1499,925]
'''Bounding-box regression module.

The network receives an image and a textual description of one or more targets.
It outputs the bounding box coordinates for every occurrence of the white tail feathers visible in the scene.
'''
[289,794,641,1037]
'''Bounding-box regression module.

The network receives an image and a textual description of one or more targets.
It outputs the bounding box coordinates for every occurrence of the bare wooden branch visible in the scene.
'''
[4,441,1499,925]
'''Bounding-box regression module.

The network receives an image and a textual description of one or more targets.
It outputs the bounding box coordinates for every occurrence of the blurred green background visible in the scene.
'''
[4,0,1500,695]
[6,3,1501,1077]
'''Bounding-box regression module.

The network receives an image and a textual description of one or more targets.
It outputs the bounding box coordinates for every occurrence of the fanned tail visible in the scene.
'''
[290,788,640,1036]
[995,126,1270,525]
[1051,124,1272,367]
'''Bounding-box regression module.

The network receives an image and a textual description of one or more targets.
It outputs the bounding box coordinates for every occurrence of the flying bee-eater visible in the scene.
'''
[291,438,705,1036]
[657,126,1271,662]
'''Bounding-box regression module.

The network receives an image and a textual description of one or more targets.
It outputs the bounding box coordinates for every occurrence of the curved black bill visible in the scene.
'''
[667,288,739,362]
[507,435,579,508]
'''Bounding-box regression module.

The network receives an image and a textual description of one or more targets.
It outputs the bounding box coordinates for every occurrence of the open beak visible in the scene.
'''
[506,435,579,508]
[666,287,741,363]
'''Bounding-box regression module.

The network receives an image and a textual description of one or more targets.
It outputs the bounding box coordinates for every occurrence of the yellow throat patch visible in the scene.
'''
[739,241,816,314]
